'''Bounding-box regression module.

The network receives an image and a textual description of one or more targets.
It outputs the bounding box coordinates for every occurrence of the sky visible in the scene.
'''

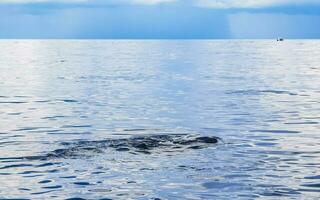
[0,0,319,39]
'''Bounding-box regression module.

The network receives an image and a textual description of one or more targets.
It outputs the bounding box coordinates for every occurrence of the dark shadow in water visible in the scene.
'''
[0,134,219,162]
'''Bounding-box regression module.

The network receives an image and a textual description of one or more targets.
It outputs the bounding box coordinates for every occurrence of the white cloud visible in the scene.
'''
[0,0,87,3]
[132,0,176,5]
[0,0,176,4]
[0,0,319,8]
[195,0,320,8]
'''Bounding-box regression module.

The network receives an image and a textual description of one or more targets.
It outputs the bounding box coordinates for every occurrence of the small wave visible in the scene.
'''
[12,127,50,132]
[42,116,67,120]
[250,130,300,134]
[61,99,78,103]
[301,183,320,188]
[7,112,23,115]
[0,101,28,104]
[34,100,52,103]
[227,89,298,96]
[46,131,92,135]
[304,175,320,180]
[61,125,92,128]
[0,163,33,170]
[285,122,318,125]
[123,128,151,132]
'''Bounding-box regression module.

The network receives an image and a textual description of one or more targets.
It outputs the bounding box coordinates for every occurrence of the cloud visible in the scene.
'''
[0,0,176,5]
[0,0,86,3]
[132,0,176,5]
[0,0,320,9]
[195,0,320,9]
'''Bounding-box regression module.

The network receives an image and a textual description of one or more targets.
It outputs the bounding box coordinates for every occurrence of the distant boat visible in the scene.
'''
[277,38,284,41]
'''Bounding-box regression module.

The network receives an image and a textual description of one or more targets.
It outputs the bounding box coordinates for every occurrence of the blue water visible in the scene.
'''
[0,40,319,199]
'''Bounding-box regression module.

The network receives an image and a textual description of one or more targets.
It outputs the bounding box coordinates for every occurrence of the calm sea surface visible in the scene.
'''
[0,40,319,199]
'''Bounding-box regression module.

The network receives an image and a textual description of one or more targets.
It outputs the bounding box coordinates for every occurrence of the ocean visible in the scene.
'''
[0,40,319,199]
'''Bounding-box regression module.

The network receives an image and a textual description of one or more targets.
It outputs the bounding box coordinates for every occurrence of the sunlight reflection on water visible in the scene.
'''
[0,40,319,199]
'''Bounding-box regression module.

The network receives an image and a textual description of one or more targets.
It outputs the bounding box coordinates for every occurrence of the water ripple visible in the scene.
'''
[0,40,319,199]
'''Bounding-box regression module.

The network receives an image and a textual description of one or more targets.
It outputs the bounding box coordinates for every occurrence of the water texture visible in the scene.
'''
[0,40,319,199]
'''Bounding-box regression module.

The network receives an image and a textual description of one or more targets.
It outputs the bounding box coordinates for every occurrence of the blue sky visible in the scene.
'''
[0,0,320,39]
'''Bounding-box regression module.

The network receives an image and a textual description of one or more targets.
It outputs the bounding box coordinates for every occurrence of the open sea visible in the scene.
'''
[0,40,319,199]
